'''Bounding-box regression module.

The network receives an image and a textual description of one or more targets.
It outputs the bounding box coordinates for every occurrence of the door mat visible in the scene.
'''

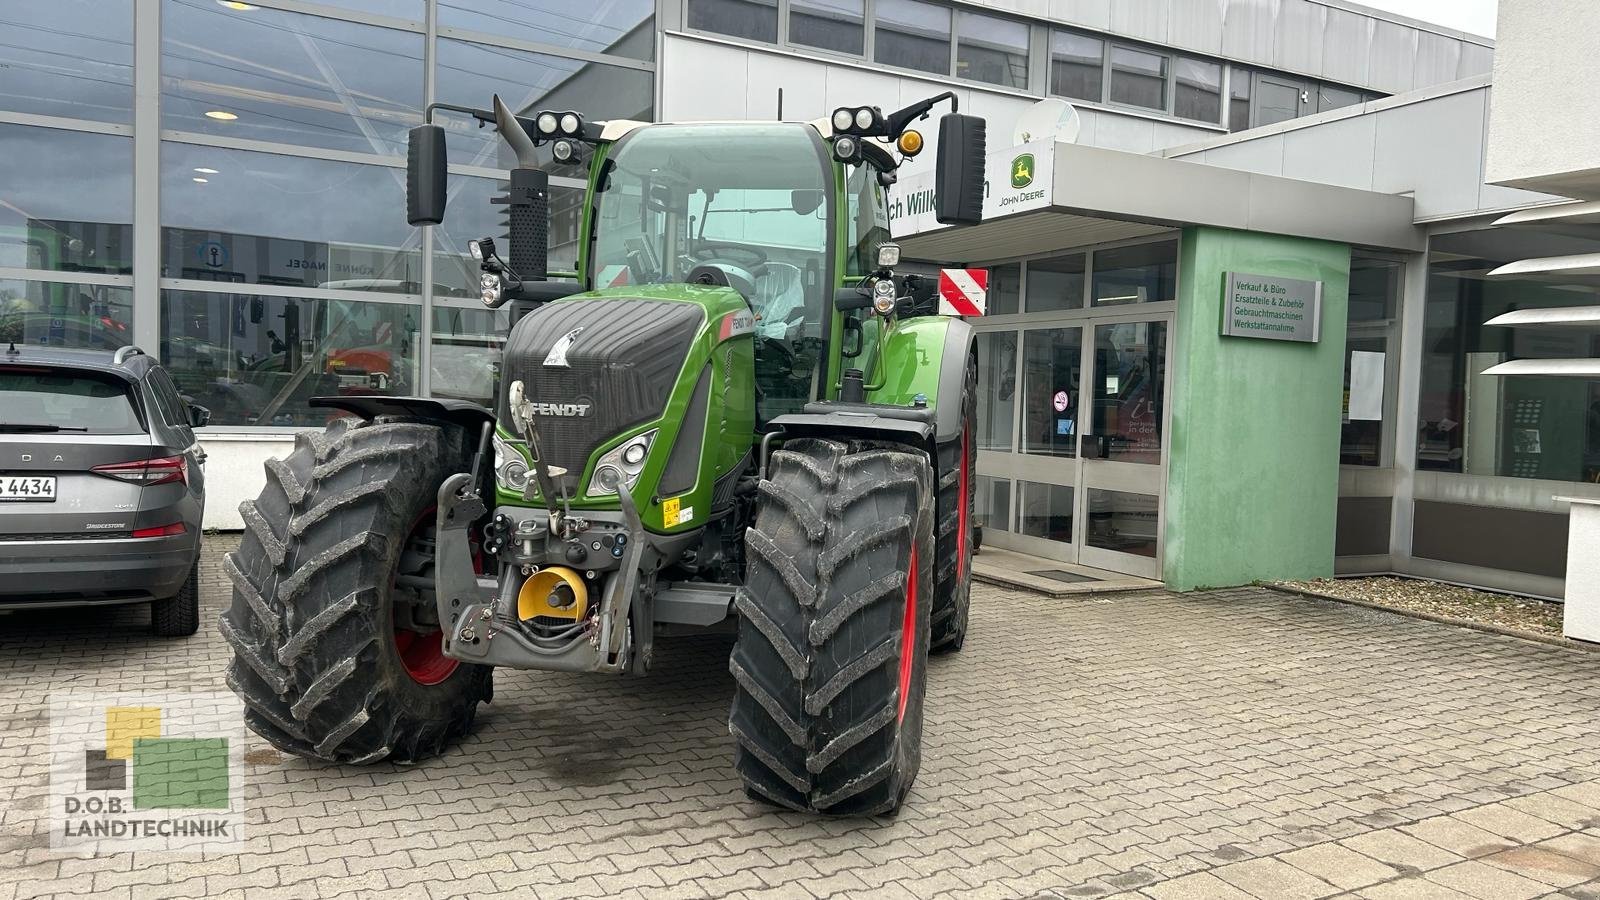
[1026,570,1102,584]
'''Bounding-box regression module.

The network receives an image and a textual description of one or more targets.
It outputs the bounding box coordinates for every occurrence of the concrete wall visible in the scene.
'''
[1164,226,1349,590]
[1484,0,1600,198]
[1164,80,1561,222]
[196,433,298,531]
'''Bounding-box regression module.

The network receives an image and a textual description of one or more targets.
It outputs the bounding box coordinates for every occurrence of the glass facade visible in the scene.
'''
[0,1,654,428]
[1421,230,1600,483]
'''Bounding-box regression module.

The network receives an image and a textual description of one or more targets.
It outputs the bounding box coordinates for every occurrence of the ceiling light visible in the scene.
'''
[217,1,259,9]
[204,110,238,121]
[193,167,218,174]
[192,177,209,183]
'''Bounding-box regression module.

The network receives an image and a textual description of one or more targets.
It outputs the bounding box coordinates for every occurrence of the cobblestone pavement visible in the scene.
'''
[3,534,1600,900]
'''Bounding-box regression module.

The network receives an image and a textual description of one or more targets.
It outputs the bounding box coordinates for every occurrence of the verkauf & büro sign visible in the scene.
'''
[1220,272,1323,343]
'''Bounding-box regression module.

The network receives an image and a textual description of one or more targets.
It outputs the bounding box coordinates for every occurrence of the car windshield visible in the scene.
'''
[591,123,829,333]
[0,369,144,434]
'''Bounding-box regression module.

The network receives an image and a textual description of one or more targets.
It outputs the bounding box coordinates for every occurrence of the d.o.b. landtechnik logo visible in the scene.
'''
[49,692,246,853]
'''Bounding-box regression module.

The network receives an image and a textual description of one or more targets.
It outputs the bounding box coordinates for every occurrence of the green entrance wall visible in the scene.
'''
[1164,227,1351,590]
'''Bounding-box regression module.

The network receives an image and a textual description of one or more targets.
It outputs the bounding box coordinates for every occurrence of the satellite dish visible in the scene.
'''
[1013,98,1080,145]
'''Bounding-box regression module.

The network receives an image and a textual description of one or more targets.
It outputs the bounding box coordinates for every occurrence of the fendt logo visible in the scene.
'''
[527,402,591,417]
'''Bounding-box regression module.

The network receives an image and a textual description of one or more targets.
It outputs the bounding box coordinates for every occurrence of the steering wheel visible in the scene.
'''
[688,243,768,273]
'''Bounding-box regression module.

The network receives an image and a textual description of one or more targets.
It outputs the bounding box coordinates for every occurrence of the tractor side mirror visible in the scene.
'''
[406,124,448,226]
[935,113,986,226]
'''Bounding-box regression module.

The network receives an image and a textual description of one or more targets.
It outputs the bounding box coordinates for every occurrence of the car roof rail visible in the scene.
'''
[112,345,146,366]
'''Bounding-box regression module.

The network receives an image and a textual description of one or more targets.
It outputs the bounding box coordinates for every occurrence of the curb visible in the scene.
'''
[1262,583,1599,654]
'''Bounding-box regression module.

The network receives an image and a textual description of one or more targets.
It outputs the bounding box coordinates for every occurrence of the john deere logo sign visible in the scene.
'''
[1010,154,1034,188]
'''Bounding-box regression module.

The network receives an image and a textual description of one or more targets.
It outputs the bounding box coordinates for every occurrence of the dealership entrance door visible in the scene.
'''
[971,248,1174,580]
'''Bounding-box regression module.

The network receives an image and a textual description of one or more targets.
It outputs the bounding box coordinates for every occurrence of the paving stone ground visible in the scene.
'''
[2,534,1599,900]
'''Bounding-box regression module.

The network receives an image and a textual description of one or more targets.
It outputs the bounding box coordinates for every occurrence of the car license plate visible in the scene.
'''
[0,475,56,501]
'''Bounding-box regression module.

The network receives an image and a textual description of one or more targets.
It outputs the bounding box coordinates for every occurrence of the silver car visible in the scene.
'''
[0,344,207,635]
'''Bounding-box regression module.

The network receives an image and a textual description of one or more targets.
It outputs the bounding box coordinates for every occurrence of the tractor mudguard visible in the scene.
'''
[863,316,976,444]
[310,395,496,434]
[767,403,934,453]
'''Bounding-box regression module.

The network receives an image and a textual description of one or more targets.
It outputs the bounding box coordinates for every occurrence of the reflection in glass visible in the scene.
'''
[1256,77,1302,127]
[975,332,1016,452]
[791,0,864,56]
[0,126,132,275]
[432,301,510,406]
[434,38,655,168]
[1420,229,1600,482]
[976,475,1012,534]
[0,0,133,123]
[875,0,951,76]
[0,281,134,350]
[161,0,423,155]
[1050,31,1103,102]
[436,176,586,294]
[161,145,419,291]
[1092,240,1176,306]
[1175,58,1222,123]
[1342,256,1401,466]
[1318,83,1363,113]
[159,290,419,427]
[1229,66,1252,131]
[988,263,1021,315]
[957,11,1028,88]
[1019,481,1073,543]
[1086,489,1158,557]
[1021,328,1082,458]
[687,0,778,43]
[1109,46,1167,111]
[440,0,655,60]
[1027,254,1085,312]
[1089,322,1165,464]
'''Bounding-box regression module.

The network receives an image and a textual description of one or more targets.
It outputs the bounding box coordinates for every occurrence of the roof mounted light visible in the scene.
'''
[535,112,558,136]
[832,135,860,163]
[558,112,581,136]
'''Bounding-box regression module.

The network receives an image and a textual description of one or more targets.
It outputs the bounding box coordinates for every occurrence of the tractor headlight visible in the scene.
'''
[872,277,898,315]
[480,271,502,307]
[492,432,530,492]
[833,136,858,163]
[588,429,656,497]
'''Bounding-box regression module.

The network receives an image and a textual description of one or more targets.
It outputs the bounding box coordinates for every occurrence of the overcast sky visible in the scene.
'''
[1356,0,1498,38]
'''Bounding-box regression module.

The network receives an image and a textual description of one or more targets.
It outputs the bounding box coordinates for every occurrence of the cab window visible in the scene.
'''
[845,164,891,278]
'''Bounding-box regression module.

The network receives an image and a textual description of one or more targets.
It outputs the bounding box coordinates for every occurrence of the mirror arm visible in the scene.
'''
[884,91,958,141]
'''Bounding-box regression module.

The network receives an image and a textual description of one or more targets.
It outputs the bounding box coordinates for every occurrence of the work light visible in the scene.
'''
[831,108,853,132]
[535,112,558,135]
[480,271,503,306]
[833,136,859,163]
[876,243,901,269]
[559,112,581,135]
[854,108,876,131]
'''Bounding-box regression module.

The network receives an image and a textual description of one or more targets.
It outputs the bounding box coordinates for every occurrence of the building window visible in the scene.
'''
[956,10,1029,89]
[0,125,133,276]
[686,0,778,43]
[1,280,134,350]
[874,0,951,76]
[1026,253,1086,312]
[976,331,1017,452]
[977,475,1013,534]
[1108,45,1168,112]
[161,1,424,156]
[1420,230,1600,483]
[439,0,655,60]
[434,38,655,167]
[1228,66,1252,131]
[790,0,864,56]
[1091,240,1176,306]
[1174,57,1222,123]
[1342,256,1402,466]
[1,0,133,124]
[1049,31,1104,103]
[1317,83,1364,113]
[1255,75,1307,127]
[159,288,420,427]
[159,145,420,293]
[988,262,1021,315]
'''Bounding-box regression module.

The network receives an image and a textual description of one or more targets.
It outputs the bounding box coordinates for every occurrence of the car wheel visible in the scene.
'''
[152,557,201,637]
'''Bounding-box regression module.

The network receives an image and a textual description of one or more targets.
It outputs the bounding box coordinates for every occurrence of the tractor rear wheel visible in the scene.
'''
[220,416,492,764]
[730,438,935,815]
[930,354,977,652]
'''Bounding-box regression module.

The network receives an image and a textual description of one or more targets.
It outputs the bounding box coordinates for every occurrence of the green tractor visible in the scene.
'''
[222,93,986,815]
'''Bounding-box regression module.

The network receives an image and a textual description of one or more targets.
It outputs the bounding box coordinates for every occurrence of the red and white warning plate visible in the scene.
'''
[937,268,988,317]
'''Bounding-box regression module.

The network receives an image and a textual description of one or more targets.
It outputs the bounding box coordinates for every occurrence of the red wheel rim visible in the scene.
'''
[897,545,918,723]
[394,507,462,686]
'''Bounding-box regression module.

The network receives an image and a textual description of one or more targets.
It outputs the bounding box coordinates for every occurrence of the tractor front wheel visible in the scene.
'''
[730,438,935,815]
[220,417,492,764]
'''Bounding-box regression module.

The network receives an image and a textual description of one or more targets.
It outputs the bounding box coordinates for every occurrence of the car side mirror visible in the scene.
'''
[936,113,986,226]
[188,404,211,428]
[407,124,448,226]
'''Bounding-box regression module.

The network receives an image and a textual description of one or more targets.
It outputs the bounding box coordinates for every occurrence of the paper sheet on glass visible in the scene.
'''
[1348,351,1385,421]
